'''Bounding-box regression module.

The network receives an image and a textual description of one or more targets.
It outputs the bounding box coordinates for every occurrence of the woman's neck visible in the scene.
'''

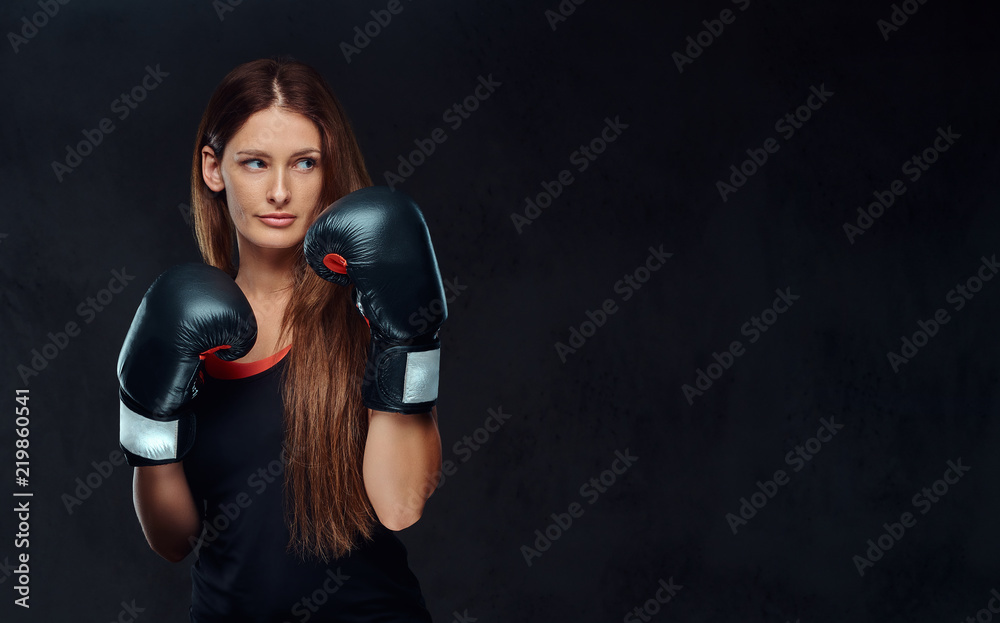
[233,241,298,301]
[231,240,297,357]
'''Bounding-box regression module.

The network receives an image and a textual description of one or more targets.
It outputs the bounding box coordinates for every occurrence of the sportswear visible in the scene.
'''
[182,345,433,623]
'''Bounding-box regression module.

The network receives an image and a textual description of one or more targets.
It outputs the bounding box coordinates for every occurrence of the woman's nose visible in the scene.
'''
[267,169,290,206]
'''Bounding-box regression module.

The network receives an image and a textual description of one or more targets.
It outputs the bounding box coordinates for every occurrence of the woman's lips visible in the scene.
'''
[257,214,296,228]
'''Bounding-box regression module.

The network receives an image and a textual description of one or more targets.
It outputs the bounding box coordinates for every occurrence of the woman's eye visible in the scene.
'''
[242,158,265,169]
[296,159,316,170]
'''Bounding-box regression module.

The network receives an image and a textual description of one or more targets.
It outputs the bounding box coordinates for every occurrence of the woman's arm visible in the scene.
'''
[363,406,443,531]
[132,463,202,562]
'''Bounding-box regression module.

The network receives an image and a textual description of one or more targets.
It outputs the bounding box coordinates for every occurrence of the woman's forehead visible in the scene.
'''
[230,107,321,151]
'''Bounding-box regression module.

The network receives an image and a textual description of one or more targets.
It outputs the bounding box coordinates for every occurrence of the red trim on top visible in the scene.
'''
[204,343,292,380]
[199,344,231,360]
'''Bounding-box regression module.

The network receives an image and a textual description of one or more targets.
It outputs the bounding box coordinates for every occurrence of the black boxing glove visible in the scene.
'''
[304,186,446,414]
[117,263,257,466]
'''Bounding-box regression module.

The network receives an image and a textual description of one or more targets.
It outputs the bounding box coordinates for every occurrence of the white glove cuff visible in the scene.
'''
[119,400,184,462]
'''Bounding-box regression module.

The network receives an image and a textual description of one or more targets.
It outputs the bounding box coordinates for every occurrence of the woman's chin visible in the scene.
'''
[240,231,306,252]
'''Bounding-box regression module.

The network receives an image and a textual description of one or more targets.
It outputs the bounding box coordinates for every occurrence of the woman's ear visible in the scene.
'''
[202,146,225,193]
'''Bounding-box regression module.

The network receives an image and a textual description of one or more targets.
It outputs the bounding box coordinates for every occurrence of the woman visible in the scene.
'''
[121,57,444,622]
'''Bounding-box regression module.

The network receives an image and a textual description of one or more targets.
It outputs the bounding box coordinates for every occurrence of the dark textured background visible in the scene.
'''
[2,0,999,621]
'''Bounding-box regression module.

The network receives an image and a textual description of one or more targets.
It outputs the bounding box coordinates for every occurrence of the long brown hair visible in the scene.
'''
[190,56,376,561]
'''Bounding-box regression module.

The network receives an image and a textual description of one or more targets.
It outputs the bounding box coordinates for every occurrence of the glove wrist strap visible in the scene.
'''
[362,337,440,414]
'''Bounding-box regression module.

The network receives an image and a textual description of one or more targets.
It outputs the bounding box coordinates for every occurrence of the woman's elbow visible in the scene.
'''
[378,499,426,532]
[151,543,192,563]
[381,510,421,532]
[143,527,198,563]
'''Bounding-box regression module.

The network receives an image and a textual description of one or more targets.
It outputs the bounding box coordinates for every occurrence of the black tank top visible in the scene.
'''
[182,345,433,623]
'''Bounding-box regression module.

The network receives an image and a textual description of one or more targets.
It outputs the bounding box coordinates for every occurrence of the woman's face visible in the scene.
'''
[202,106,324,252]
